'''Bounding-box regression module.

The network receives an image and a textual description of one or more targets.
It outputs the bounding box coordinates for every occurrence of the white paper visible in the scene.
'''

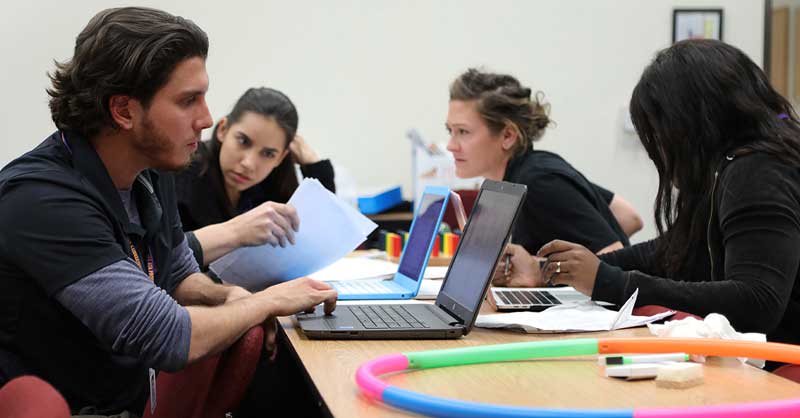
[310,259,448,282]
[210,179,377,291]
[474,289,674,333]
[310,258,397,281]
[414,279,444,300]
[422,266,448,280]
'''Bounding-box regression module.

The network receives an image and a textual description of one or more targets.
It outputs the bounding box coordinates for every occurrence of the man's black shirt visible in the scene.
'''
[0,131,186,414]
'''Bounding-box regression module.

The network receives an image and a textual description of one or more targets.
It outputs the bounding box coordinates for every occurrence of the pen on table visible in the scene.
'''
[603,353,689,366]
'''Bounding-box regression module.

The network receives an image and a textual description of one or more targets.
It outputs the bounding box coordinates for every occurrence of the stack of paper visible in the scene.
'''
[475,289,674,333]
[210,179,377,291]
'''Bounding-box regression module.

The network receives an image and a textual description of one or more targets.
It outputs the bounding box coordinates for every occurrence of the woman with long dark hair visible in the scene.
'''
[175,87,335,267]
[503,40,800,357]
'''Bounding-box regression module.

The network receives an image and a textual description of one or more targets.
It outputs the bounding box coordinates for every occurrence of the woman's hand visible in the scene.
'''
[537,240,600,296]
[289,134,321,165]
[228,201,300,247]
[492,243,547,287]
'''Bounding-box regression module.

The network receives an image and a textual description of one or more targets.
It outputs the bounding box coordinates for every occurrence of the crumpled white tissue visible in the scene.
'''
[647,313,766,368]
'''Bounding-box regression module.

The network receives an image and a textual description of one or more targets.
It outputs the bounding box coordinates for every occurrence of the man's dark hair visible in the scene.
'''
[47,7,209,139]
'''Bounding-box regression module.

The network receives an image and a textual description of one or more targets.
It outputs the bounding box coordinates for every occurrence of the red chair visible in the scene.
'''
[773,364,800,384]
[442,189,478,230]
[203,325,265,418]
[0,375,70,418]
[143,353,221,418]
[632,305,702,321]
[143,325,265,418]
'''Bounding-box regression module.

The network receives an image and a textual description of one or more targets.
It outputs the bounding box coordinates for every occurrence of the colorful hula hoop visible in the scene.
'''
[355,338,800,418]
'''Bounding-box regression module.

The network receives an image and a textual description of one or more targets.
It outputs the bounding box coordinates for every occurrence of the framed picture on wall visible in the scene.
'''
[673,9,723,43]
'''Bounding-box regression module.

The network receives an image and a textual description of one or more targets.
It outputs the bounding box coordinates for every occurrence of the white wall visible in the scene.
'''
[0,0,766,242]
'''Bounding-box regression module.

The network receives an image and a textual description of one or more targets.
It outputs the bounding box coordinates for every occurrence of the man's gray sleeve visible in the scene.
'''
[169,235,202,293]
[54,259,192,372]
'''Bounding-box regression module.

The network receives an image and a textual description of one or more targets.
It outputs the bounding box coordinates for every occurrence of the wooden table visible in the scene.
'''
[279,302,800,417]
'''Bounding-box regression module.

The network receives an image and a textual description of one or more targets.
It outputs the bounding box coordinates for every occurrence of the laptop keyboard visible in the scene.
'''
[347,305,429,329]
[496,289,561,306]
[332,280,395,294]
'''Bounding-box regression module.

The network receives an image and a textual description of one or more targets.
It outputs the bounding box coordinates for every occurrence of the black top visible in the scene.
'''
[503,149,629,254]
[0,131,187,414]
[595,152,800,348]
[174,140,335,266]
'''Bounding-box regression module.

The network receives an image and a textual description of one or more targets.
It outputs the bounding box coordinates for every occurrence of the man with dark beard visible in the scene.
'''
[0,7,337,416]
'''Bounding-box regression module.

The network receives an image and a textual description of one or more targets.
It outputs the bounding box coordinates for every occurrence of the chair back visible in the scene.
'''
[632,305,702,321]
[203,325,265,418]
[773,364,800,384]
[143,325,264,418]
[442,189,477,230]
[0,375,70,418]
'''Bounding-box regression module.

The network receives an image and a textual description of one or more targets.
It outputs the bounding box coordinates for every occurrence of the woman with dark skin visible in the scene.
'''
[502,40,800,360]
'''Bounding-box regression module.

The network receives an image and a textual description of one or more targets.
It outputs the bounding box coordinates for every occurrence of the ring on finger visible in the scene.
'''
[555,261,561,274]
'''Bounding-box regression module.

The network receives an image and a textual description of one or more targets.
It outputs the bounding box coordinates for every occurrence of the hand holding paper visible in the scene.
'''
[210,179,377,291]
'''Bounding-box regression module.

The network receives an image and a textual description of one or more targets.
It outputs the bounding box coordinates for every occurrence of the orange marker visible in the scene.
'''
[393,235,403,258]
[450,234,460,254]
[385,233,397,257]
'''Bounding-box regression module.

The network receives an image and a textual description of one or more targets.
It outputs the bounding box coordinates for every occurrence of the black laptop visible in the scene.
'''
[295,179,527,339]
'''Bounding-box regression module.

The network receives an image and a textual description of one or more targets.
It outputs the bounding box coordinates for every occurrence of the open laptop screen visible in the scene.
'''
[439,187,522,310]
[397,194,446,281]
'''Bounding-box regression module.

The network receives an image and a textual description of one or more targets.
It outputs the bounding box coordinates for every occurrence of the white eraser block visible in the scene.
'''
[605,363,661,380]
[655,362,704,389]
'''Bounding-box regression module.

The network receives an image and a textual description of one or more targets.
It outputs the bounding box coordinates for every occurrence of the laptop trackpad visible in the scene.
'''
[296,305,358,330]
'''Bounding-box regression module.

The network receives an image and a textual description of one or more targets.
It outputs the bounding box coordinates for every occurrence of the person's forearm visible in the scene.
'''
[597,241,623,255]
[173,272,237,306]
[599,239,659,272]
[592,262,784,333]
[609,195,644,237]
[192,221,243,266]
[185,293,274,362]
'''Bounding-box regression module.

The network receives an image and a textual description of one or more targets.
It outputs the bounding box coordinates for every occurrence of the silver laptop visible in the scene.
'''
[295,180,527,339]
[490,286,606,311]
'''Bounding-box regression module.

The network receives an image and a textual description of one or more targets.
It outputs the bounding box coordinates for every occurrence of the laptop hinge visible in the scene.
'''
[432,303,464,326]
